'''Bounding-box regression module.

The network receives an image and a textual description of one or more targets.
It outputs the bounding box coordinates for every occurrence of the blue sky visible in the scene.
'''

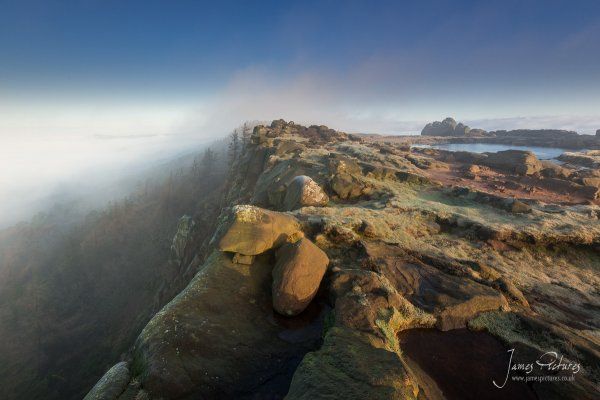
[1,0,600,134]
[1,0,600,226]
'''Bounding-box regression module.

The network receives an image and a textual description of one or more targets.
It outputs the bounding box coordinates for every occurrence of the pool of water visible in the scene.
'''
[398,328,537,400]
[413,143,571,160]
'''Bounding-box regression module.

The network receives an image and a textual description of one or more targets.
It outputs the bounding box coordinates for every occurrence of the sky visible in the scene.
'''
[1,0,600,226]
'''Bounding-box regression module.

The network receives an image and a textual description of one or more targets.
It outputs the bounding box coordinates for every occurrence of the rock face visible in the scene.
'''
[421,117,485,137]
[286,327,419,400]
[83,362,130,400]
[218,205,301,255]
[272,238,329,316]
[170,215,194,261]
[133,252,322,399]
[283,175,329,211]
[481,150,542,175]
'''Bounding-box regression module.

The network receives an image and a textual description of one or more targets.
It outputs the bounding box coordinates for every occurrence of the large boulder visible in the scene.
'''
[83,362,130,400]
[272,238,329,316]
[133,252,322,399]
[482,150,542,175]
[218,205,301,255]
[283,175,329,211]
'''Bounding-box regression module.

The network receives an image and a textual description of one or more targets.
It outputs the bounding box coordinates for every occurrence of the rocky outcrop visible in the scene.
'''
[218,205,301,255]
[132,252,323,399]
[283,175,329,211]
[83,362,130,400]
[481,150,542,175]
[272,238,329,316]
[170,215,194,261]
[87,119,600,400]
[286,327,419,400]
[421,117,458,136]
[421,117,487,137]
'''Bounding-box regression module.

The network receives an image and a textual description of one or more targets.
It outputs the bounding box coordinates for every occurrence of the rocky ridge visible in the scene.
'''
[87,120,600,400]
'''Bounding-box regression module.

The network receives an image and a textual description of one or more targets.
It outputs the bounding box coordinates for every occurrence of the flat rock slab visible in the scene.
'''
[365,243,507,330]
[286,327,419,400]
[218,205,301,255]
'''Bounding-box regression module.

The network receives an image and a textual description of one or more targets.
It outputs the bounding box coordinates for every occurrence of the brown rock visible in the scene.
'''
[482,150,542,175]
[218,205,301,256]
[272,238,329,316]
[283,175,329,211]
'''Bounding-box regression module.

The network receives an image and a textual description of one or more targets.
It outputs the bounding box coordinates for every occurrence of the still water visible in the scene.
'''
[413,143,571,160]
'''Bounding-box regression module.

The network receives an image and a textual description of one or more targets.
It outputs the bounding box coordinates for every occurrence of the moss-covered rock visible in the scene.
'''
[286,327,419,400]
[83,362,130,400]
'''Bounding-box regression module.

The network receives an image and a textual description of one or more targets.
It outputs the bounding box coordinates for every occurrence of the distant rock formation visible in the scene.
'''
[597,129,600,137]
[421,117,487,137]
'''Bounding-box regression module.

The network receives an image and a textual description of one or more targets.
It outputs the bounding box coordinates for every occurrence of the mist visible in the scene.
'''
[2,66,600,229]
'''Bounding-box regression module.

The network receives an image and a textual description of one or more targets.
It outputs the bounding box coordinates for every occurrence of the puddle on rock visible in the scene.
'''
[398,328,537,400]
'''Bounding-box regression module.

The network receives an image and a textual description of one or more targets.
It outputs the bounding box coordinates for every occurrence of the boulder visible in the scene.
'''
[421,117,458,136]
[482,150,542,175]
[283,175,329,211]
[218,205,301,255]
[330,173,369,199]
[454,122,471,136]
[327,154,362,175]
[83,361,130,400]
[134,252,322,399]
[540,160,572,179]
[272,238,329,316]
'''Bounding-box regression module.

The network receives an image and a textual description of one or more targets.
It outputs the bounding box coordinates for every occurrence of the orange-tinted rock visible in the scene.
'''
[272,238,329,316]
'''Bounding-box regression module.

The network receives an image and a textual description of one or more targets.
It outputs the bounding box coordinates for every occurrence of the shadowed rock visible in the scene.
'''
[83,362,130,400]
[133,252,322,399]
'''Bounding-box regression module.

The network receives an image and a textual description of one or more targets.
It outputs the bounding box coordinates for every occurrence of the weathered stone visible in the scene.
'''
[482,150,542,175]
[330,173,368,199]
[218,205,301,255]
[421,117,458,136]
[328,154,362,175]
[510,199,532,214]
[364,243,507,331]
[283,175,329,211]
[286,327,420,400]
[134,252,322,399]
[170,215,194,261]
[272,238,329,316]
[232,253,254,265]
[83,361,130,400]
